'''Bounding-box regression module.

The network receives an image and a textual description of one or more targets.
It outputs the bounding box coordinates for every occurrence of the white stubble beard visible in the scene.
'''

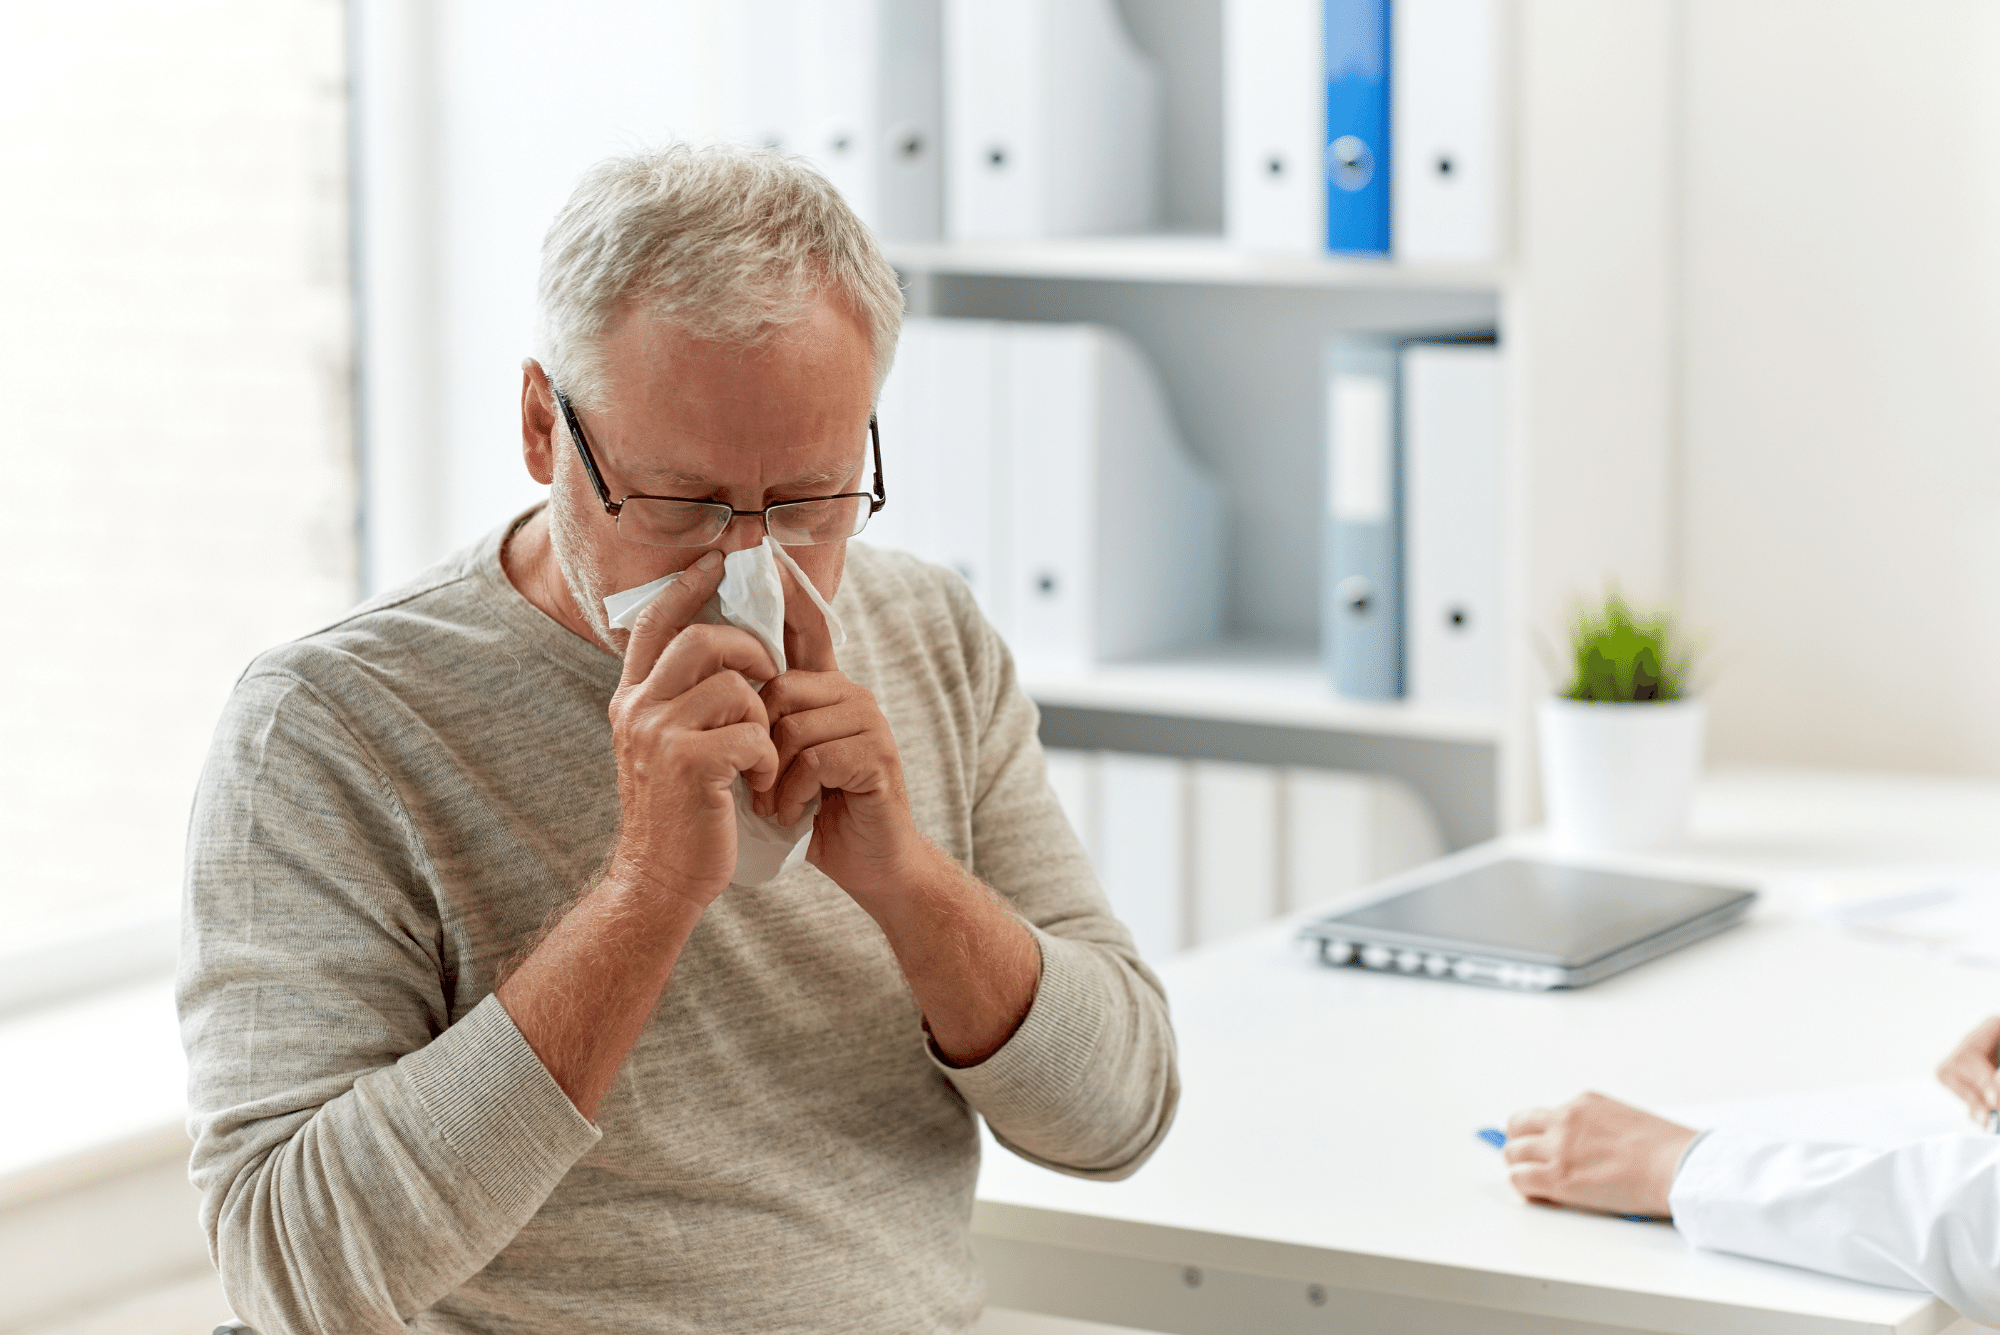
[545,487,624,654]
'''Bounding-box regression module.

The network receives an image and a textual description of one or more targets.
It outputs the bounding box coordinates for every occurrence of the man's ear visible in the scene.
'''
[521,359,558,486]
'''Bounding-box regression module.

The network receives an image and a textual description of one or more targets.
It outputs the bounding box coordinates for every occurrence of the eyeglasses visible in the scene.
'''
[550,380,887,548]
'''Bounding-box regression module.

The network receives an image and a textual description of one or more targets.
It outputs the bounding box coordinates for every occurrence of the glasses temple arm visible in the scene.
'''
[868,416,886,513]
[550,381,619,514]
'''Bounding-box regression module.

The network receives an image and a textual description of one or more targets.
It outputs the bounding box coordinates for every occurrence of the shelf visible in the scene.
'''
[883,235,1503,292]
[1021,644,1504,744]
[1021,644,1505,850]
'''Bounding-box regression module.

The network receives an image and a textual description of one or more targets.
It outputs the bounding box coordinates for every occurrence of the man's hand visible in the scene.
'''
[1938,1016,2000,1123]
[1502,1092,1699,1219]
[748,556,1040,1065]
[753,561,922,896]
[606,549,782,908]
[497,551,785,1120]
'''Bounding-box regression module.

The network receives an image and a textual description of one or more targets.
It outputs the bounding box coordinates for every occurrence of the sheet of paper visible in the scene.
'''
[1663,1079,1978,1151]
[1796,873,2000,972]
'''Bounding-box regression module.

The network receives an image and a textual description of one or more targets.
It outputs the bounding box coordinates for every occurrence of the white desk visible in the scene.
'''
[973,770,2000,1335]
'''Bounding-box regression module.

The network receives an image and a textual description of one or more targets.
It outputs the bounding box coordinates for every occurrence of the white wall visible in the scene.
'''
[1678,0,2000,774]
[356,0,811,591]
[1502,0,1680,822]
[1508,0,2000,784]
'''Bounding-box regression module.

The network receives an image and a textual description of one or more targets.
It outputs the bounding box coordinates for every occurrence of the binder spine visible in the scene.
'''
[1324,0,1392,255]
[1224,0,1326,254]
[1403,339,1502,712]
[1322,338,1403,698]
[875,0,944,240]
[1392,0,1501,264]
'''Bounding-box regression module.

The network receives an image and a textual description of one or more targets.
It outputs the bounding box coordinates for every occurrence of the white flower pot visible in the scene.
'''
[1537,696,1706,854]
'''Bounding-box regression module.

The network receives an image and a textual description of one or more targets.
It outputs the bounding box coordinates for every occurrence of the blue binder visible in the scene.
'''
[1325,0,1391,254]
[1322,338,1403,698]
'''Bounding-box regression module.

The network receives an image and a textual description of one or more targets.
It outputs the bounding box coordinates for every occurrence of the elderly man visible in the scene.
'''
[179,144,1177,1333]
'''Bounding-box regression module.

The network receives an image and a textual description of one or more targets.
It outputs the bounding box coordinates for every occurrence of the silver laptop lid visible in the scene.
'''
[1304,858,1757,968]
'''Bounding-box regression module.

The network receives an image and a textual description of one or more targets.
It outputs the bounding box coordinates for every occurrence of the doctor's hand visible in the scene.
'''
[1937,1015,2000,1123]
[1502,1092,1699,1220]
[753,562,923,895]
[607,549,781,910]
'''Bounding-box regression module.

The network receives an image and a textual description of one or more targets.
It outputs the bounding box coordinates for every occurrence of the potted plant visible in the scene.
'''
[1538,591,1704,853]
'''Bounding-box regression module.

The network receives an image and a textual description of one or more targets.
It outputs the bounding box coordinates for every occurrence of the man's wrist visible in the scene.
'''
[601,851,719,927]
[836,831,955,919]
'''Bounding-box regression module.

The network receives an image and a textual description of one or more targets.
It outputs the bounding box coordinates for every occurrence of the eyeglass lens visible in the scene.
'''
[616,495,874,548]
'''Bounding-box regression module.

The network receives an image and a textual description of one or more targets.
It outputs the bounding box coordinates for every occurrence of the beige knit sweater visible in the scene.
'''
[177,517,1178,1334]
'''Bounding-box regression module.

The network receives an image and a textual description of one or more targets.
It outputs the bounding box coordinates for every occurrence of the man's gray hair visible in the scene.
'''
[535,143,905,410]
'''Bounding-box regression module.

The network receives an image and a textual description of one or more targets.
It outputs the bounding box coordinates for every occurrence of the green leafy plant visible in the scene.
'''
[1564,591,1695,702]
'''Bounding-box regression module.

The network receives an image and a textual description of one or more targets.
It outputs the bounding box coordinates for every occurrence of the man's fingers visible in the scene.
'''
[663,720,781,798]
[664,669,771,734]
[759,670,851,728]
[757,697,873,814]
[710,720,781,793]
[1500,1135,1547,1167]
[636,624,781,706]
[780,556,839,673]
[619,551,725,690]
[771,735,884,826]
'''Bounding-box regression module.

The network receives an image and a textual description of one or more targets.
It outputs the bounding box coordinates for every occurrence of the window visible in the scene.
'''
[1,1,356,933]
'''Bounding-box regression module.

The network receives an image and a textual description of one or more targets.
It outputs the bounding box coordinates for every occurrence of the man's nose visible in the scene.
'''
[713,511,766,555]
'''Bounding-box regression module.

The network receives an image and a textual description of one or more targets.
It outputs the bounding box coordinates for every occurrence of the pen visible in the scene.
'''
[1986,1108,1998,1134]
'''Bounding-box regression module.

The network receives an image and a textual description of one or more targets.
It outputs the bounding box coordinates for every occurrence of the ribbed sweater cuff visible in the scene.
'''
[929,930,1103,1122]
[401,993,601,1215]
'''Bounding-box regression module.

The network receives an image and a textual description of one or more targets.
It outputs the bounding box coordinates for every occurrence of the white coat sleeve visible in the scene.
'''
[1670,1128,2000,1320]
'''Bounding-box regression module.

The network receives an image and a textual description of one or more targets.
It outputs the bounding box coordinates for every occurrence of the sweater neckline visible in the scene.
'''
[475,504,624,696]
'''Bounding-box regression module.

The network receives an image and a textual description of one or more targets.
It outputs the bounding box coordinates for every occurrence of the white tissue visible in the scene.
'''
[602,538,846,889]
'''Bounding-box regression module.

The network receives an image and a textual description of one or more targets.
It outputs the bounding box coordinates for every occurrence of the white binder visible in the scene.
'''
[1002,324,1095,664]
[868,318,1010,638]
[1281,768,1444,912]
[865,321,927,559]
[1005,323,1224,674]
[926,319,1007,633]
[1189,761,1280,946]
[1096,752,1186,960]
[1282,767,1372,913]
[942,0,1161,240]
[793,0,942,240]
[1223,0,1325,254]
[1392,0,1503,265]
[1402,341,1503,713]
[1042,747,1099,866]
[873,319,1221,671]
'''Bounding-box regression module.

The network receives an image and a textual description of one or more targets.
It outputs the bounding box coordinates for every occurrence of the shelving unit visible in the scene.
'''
[887,0,1683,849]
[890,236,1510,846]
[883,236,1499,292]
[1014,646,1498,852]
[1020,647,1500,744]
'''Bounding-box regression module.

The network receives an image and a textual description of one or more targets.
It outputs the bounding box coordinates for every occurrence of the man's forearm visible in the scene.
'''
[852,840,1041,1065]
[496,874,705,1119]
